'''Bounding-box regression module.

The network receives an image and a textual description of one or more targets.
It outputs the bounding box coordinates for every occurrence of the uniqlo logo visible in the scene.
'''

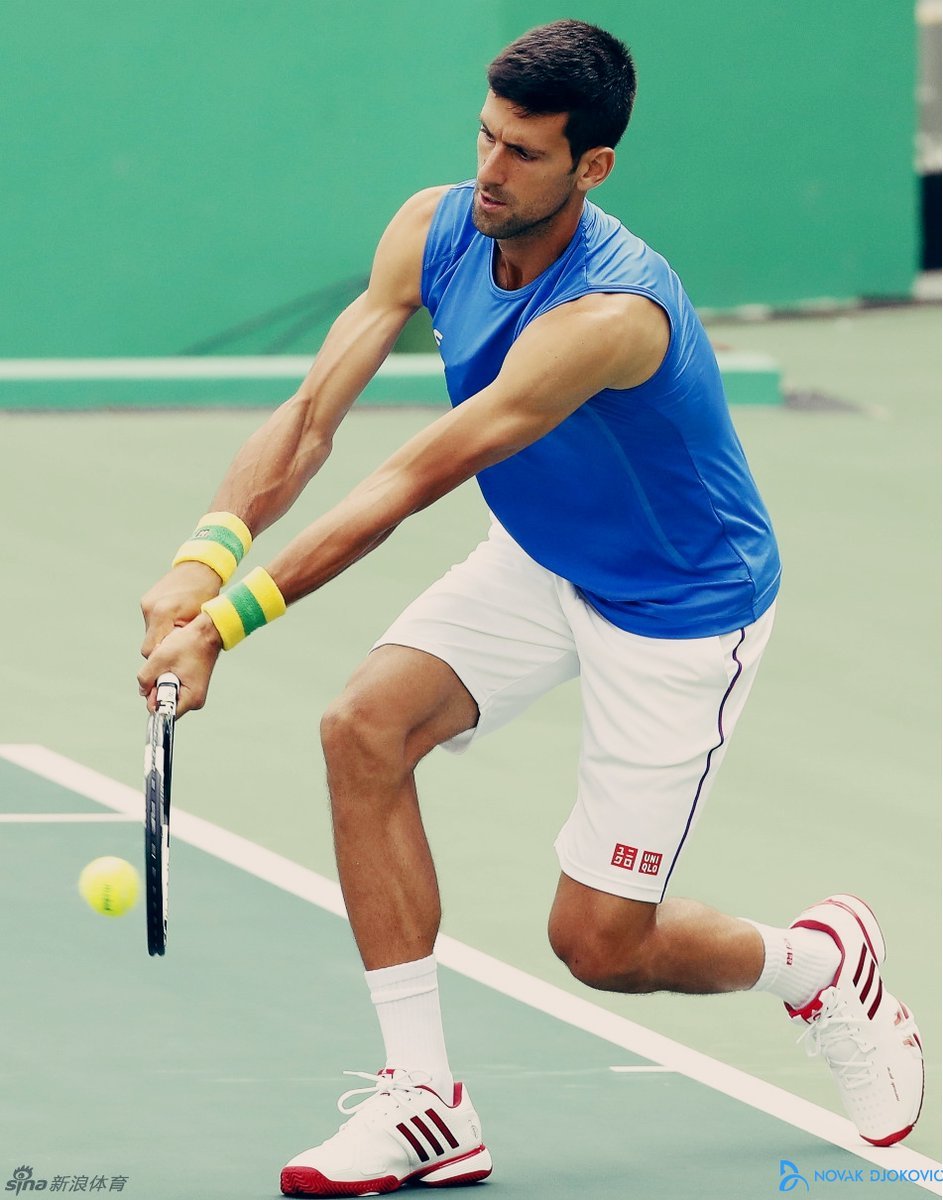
[639,850,663,876]
[610,844,638,870]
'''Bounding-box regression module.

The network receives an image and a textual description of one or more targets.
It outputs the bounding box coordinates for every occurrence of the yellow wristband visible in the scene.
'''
[200,568,286,651]
[200,512,252,557]
[172,511,253,583]
[173,538,238,582]
[242,567,288,623]
[200,595,248,651]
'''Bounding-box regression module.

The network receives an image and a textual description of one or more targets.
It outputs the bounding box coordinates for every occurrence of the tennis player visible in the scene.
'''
[138,20,923,1196]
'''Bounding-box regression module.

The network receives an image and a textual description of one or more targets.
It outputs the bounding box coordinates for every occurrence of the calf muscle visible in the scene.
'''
[321,645,478,970]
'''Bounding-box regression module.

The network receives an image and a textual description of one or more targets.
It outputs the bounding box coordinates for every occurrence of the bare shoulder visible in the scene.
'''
[369,185,453,309]
[402,183,452,216]
[557,291,668,333]
[536,292,670,390]
[386,185,452,240]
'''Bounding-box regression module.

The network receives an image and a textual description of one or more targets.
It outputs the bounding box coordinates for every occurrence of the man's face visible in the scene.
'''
[473,91,579,240]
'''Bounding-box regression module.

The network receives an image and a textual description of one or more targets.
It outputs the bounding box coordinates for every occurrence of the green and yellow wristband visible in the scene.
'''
[172,511,253,584]
[200,567,287,650]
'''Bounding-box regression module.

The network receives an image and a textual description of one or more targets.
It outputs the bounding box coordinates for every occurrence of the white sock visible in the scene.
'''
[744,920,841,1008]
[365,955,455,1102]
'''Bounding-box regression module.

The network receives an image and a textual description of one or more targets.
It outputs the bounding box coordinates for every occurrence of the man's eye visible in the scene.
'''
[479,126,494,141]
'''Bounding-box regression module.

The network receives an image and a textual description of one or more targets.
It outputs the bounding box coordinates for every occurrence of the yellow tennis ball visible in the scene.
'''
[78,856,140,917]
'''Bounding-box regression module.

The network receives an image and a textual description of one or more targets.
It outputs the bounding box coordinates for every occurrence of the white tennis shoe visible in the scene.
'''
[280,1069,493,1197]
[787,894,924,1146]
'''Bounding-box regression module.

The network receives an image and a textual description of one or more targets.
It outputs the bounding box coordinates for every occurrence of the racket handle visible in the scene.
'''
[155,672,180,713]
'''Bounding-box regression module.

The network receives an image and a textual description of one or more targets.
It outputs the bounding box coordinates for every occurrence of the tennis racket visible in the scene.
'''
[144,671,179,957]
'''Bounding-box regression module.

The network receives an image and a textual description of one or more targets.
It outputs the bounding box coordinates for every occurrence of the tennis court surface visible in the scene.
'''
[1,745,939,1199]
[0,307,939,1198]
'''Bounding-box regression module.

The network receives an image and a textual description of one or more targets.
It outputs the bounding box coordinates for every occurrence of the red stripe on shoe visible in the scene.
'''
[396,1121,429,1162]
[819,896,881,963]
[859,958,876,1005]
[425,1108,460,1149]
[411,1116,443,1156]
[867,977,884,1021]
[414,1145,492,1188]
[852,943,868,986]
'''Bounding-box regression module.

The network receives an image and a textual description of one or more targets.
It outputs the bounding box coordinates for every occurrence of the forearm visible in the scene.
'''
[208,293,412,536]
[209,392,333,536]
[260,380,547,605]
[265,465,419,602]
[140,186,439,701]
[259,388,514,603]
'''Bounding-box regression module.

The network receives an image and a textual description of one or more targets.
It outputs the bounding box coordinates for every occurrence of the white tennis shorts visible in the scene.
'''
[374,521,775,903]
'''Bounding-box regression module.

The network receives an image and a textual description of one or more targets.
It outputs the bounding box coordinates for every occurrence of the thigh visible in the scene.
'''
[555,600,775,903]
[373,522,580,753]
[339,643,482,762]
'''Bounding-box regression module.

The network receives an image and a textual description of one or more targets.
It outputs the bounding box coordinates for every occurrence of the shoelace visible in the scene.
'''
[335,1069,432,1127]
[797,989,878,1090]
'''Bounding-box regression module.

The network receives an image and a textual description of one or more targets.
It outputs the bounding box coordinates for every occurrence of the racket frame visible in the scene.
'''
[144,672,179,956]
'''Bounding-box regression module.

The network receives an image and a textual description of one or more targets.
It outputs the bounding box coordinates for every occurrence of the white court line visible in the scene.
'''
[610,1065,675,1073]
[1,742,940,1193]
[0,351,772,381]
[0,355,442,380]
[0,812,138,823]
[0,355,428,380]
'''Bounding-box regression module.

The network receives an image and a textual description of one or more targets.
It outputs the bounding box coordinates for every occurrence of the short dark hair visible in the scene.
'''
[487,20,636,164]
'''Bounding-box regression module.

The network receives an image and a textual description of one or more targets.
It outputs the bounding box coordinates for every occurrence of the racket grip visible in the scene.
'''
[155,672,180,713]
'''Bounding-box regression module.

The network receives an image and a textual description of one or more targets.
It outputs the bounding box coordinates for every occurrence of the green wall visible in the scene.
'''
[1,1,916,357]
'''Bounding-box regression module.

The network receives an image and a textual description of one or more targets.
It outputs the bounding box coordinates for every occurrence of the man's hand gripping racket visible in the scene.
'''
[144,672,179,957]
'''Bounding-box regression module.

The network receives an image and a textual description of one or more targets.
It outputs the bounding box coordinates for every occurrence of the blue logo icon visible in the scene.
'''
[779,1160,810,1192]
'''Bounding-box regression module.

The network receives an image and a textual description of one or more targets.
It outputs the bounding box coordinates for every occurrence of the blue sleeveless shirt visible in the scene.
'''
[420,181,781,638]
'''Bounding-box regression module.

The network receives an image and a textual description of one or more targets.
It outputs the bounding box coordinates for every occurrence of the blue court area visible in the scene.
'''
[1,750,939,1200]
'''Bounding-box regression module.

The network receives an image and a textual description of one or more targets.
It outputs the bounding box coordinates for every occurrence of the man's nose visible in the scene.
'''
[477,145,506,187]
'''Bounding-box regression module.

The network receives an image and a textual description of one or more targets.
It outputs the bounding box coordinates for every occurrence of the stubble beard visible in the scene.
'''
[472,184,575,241]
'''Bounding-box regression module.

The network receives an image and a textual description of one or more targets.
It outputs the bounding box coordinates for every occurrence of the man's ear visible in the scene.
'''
[577,147,616,193]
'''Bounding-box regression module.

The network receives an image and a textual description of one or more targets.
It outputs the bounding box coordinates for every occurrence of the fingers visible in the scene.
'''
[140,595,197,658]
[140,616,172,659]
[138,676,204,719]
[138,667,161,712]
[139,562,223,657]
[137,616,220,718]
[138,663,207,718]
[140,590,184,657]
[140,609,192,658]
[175,684,204,718]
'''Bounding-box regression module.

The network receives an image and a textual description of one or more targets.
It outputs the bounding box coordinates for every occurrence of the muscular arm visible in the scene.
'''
[266,291,668,601]
[140,186,447,653]
[138,289,668,713]
[208,191,443,534]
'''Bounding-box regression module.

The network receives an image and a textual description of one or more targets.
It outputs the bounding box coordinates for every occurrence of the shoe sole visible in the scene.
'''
[281,1145,493,1197]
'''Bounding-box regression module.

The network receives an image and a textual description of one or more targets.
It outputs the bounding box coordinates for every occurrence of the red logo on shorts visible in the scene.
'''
[611,844,638,870]
[639,850,663,876]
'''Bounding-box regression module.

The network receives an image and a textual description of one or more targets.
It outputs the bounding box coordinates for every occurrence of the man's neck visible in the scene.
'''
[492,197,585,290]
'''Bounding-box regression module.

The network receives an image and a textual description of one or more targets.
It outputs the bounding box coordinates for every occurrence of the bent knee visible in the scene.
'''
[548,919,653,993]
[320,688,407,766]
